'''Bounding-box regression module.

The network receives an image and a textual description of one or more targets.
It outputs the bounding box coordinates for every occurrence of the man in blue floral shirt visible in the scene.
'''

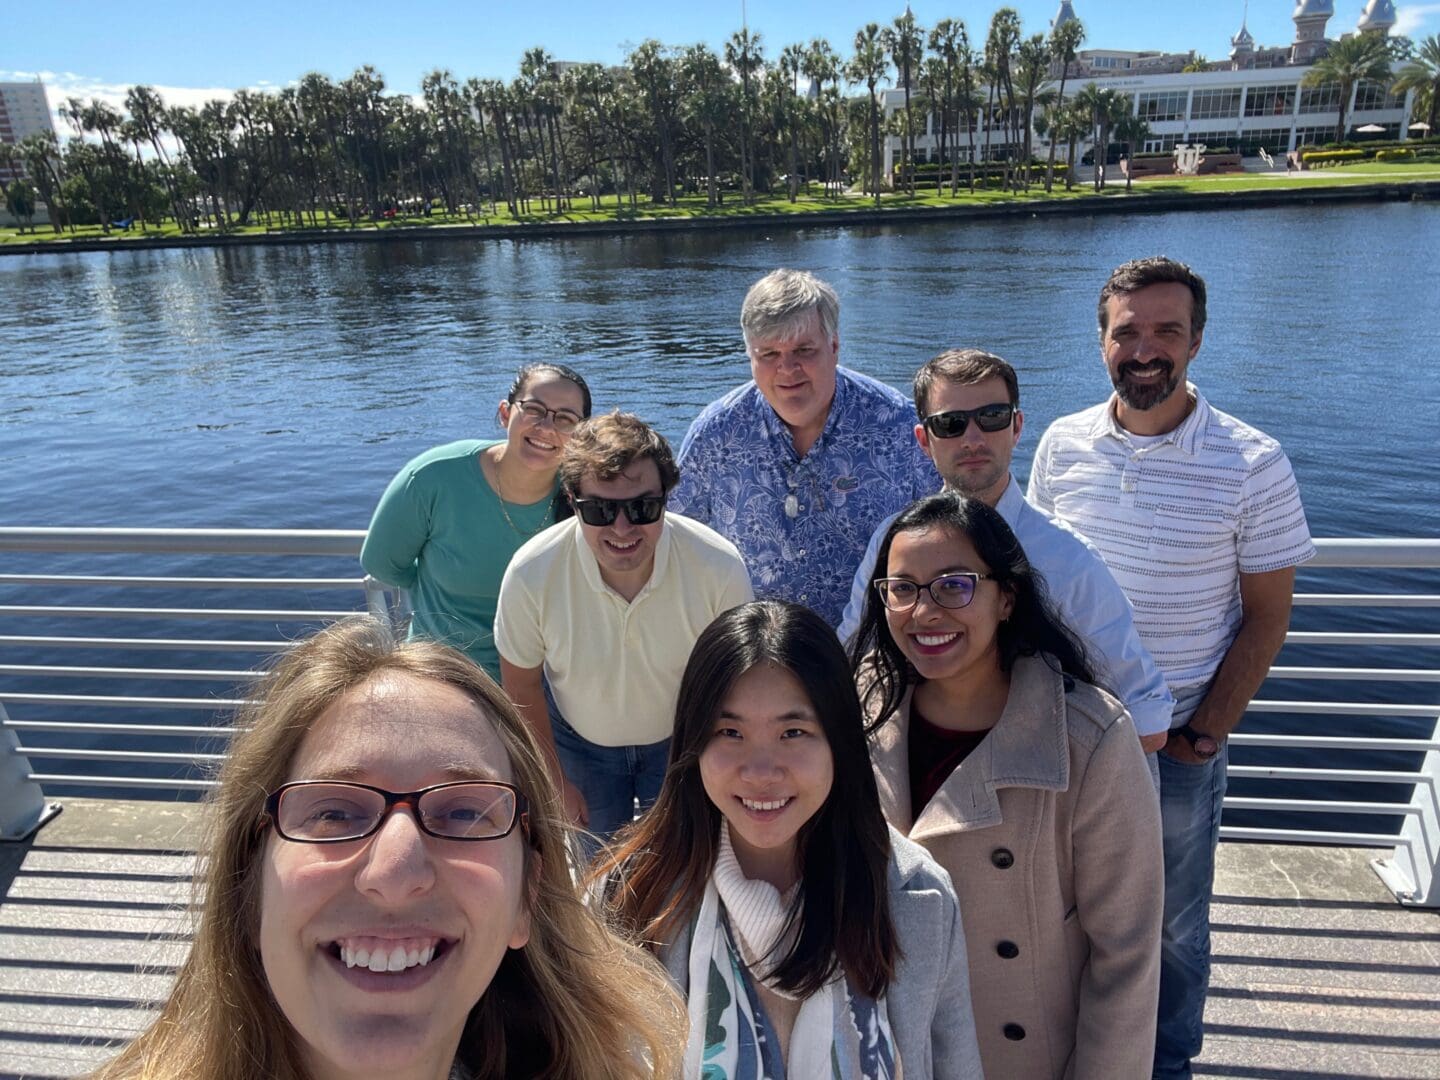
[669,268,937,627]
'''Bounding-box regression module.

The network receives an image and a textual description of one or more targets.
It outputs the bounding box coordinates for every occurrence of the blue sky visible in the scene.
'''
[4,1,1438,117]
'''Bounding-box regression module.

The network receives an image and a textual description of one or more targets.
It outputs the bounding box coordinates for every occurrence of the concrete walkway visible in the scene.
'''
[1,800,1437,1078]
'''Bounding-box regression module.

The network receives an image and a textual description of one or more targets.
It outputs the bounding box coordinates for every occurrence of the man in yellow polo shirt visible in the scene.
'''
[496,410,754,852]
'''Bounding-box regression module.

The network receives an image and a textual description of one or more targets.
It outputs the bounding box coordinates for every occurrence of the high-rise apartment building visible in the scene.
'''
[1,79,57,186]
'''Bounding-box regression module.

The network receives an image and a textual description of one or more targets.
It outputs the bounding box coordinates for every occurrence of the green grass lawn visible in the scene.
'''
[5,161,1438,246]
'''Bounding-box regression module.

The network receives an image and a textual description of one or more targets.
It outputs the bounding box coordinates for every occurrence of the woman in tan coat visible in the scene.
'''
[852,492,1163,1080]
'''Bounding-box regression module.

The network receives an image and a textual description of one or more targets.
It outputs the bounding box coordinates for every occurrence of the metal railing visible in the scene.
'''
[2,528,1438,906]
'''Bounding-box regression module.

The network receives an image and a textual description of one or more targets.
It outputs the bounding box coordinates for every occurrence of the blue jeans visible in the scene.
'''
[551,712,669,861]
[1153,737,1229,1079]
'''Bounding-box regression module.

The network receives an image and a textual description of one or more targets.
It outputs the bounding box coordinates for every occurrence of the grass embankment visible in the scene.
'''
[4,161,1438,246]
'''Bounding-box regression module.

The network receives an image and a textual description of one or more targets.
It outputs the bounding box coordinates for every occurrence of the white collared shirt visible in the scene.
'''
[838,476,1176,737]
[493,512,754,746]
[1027,385,1315,694]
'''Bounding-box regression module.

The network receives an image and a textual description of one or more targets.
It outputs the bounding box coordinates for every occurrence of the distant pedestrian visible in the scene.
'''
[1028,256,1315,1080]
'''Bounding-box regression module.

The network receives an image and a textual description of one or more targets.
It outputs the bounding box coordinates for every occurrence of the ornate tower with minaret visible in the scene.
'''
[1051,1,1078,32]
[1292,0,1334,64]
[1356,0,1397,35]
[1230,3,1256,69]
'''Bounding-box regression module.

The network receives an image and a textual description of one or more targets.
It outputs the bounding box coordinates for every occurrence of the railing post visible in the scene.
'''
[362,575,395,642]
[1371,709,1440,908]
[0,703,62,841]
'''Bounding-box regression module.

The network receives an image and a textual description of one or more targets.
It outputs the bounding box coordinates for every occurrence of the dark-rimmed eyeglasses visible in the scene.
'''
[922,403,1015,439]
[570,494,666,527]
[513,398,584,434]
[262,780,529,843]
[875,572,995,612]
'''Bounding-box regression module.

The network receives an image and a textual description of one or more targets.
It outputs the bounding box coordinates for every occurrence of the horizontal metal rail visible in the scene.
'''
[28,772,218,791]
[1285,631,1440,647]
[3,720,239,737]
[1246,700,1438,717]
[1218,827,1406,847]
[14,746,226,765]
[0,574,365,589]
[0,635,294,652]
[0,665,261,681]
[1306,538,1440,566]
[0,605,357,621]
[0,527,365,556]
[1227,766,1428,784]
[1265,666,1440,682]
[1228,733,1440,752]
[1223,797,1420,816]
[0,692,246,710]
[1292,593,1440,607]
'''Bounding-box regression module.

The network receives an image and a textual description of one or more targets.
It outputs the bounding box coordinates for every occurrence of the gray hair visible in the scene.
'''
[740,269,840,345]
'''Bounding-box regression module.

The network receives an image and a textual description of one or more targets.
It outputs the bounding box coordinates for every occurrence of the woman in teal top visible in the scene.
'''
[361,363,592,677]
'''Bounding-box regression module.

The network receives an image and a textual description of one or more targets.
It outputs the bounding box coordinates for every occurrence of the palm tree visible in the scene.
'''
[848,23,888,206]
[726,28,764,204]
[803,39,844,198]
[1045,15,1085,192]
[1182,55,1211,74]
[779,43,807,200]
[984,9,1022,190]
[1112,112,1152,192]
[680,45,732,207]
[1074,82,1128,189]
[928,19,962,196]
[1392,34,1440,137]
[1014,34,1051,188]
[881,9,924,196]
[1304,33,1393,143]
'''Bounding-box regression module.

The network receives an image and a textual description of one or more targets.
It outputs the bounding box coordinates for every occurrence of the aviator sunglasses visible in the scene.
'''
[922,402,1015,439]
[569,493,667,527]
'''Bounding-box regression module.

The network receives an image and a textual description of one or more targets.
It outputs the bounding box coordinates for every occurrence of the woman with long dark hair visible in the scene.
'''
[362,362,591,678]
[852,492,1163,1080]
[593,600,982,1080]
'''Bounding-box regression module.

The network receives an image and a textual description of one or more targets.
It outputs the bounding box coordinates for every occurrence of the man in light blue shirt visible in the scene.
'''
[839,348,1173,750]
[670,269,937,627]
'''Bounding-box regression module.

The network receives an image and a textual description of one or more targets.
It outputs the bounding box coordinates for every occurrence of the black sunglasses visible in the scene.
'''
[923,403,1015,439]
[570,494,666,527]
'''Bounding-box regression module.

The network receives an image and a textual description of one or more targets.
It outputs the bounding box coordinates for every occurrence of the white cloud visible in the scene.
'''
[1395,4,1440,36]
[0,68,268,144]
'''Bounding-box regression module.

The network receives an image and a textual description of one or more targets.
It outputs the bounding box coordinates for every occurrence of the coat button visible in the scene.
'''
[997,940,1020,959]
[1003,1023,1026,1041]
[990,848,1014,869]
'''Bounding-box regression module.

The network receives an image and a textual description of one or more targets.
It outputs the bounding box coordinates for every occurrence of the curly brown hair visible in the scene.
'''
[559,410,680,495]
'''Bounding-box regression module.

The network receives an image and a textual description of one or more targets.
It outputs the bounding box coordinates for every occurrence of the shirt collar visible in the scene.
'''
[994,474,1024,527]
[1091,382,1210,457]
[573,514,674,599]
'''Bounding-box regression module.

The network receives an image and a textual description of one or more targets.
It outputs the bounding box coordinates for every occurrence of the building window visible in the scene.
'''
[1190,88,1242,120]
[1294,125,1333,147]
[1298,84,1341,113]
[1236,126,1292,155]
[1244,85,1296,117]
[1138,90,1187,122]
[1352,80,1405,112]
[1143,135,1179,152]
[1187,129,1238,150]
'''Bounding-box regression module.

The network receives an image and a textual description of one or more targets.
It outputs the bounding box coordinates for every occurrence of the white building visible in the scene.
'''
[881,1,1414,176]
[0,79,57,187]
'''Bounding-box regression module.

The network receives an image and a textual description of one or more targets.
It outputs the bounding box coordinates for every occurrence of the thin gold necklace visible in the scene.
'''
[489,449,552,538]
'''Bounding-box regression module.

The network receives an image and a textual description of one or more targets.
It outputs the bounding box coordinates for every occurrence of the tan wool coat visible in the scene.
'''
[869,655,1164,1080]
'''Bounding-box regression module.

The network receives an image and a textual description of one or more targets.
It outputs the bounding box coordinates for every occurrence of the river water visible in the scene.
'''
[3,203,1439,825]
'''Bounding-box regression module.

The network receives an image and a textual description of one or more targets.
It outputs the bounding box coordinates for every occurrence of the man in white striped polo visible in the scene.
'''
[1027,257,1315,1080]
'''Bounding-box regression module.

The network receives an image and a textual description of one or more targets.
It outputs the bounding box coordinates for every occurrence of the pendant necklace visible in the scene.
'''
[489,450,551,539]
